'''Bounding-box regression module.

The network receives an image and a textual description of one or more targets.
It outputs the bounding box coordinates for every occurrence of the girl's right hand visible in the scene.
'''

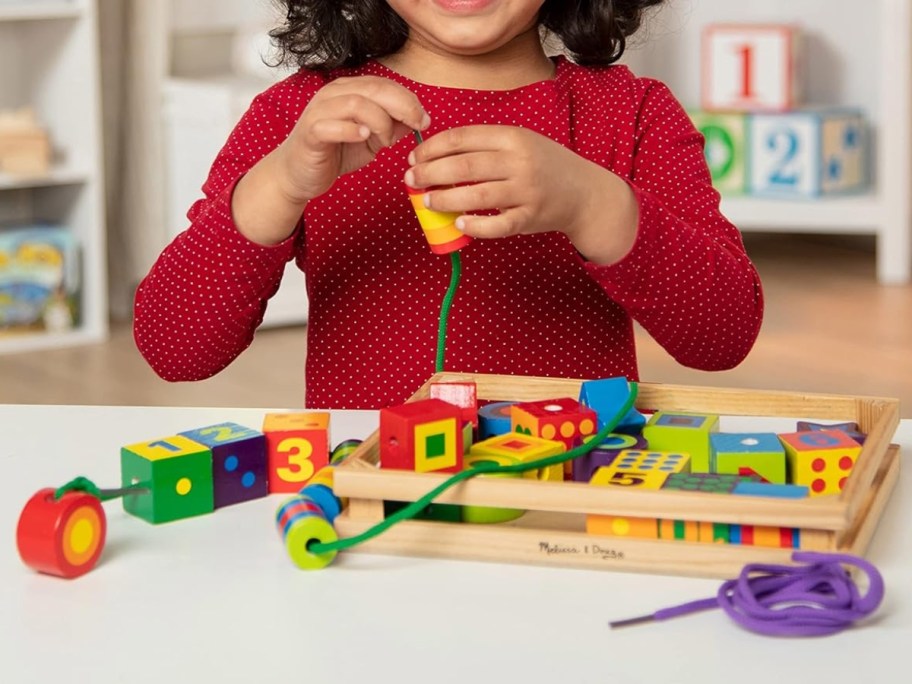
[275,76,431,205]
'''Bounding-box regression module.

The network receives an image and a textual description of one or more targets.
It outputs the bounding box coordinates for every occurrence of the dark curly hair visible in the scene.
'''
[269,1,667,71]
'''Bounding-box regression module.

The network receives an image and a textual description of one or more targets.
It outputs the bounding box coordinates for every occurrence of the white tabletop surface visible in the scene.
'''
[0,404,909,684]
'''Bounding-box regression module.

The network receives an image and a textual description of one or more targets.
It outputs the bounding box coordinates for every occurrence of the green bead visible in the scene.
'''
[120,435,214,524]
[385,500,462,522]
[460,455,525,524]
[284,514,338,570]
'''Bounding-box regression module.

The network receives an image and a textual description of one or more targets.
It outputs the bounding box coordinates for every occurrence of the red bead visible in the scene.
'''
[16,488,107,579]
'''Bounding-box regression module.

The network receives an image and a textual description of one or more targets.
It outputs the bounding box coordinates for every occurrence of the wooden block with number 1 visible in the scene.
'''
[702,24,802,113]
[263,413,331,493]
[120,435,214,524]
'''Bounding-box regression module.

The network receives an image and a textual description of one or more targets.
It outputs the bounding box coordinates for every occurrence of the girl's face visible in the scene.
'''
[386,0,547,57]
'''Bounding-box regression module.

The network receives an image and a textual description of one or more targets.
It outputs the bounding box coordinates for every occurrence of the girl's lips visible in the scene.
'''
[432,0,498,14]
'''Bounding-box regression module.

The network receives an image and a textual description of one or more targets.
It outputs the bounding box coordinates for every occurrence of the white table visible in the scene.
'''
[0,405,909,684]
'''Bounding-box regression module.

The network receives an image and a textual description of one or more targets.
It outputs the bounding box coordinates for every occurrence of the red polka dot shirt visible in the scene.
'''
[134,56,764,409]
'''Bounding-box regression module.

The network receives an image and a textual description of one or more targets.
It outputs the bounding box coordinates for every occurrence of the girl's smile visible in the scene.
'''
[431,0,499,13]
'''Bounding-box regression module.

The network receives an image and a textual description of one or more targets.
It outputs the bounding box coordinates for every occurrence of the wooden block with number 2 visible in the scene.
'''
[263,413,330,493]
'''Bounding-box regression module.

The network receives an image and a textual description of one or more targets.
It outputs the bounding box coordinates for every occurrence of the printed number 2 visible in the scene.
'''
[276,437,315,483]
[766,129,800,187]
[200,425,247,443]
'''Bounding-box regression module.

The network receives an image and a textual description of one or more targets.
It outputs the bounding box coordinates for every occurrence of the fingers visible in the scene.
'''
[456,208,533,240]
[405,151,510,190]
[304,95,403,147]
[405,125,523,192]
[419,180,514,214]
[410,125,513,165]
[324,76,430,132]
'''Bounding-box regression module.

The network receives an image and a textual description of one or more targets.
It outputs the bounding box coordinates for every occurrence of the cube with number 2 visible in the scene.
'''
[749,109,866,197]
[179,422,268,508]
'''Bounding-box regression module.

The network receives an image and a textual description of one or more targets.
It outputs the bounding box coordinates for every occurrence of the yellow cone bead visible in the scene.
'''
[405,185,472,254]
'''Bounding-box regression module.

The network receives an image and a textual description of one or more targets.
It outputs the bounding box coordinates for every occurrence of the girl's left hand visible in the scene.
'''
[405,125,638,263]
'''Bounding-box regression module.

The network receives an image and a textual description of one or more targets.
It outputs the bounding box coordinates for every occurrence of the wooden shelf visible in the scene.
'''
[0,165,90,191]
[722,194,882,234]
[0,1,82,22]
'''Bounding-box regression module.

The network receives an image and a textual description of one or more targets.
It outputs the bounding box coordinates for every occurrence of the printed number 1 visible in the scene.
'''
[148,440,180,453]
[276,437,315,483]
[736,44,755,100]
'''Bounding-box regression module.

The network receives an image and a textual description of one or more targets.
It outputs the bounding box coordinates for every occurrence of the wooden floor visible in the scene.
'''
[1,234,910,415]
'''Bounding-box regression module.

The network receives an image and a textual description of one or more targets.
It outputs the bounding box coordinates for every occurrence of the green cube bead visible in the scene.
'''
[643,412,719,474]
[121,434,214,524]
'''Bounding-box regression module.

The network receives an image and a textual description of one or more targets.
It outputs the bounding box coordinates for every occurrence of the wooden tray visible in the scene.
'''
[332,373,902,578]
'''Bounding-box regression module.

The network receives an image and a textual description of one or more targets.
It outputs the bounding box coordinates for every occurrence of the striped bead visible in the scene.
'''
[275,494,338,570]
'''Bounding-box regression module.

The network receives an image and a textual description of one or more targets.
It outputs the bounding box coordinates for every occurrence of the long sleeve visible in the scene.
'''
[581,80,764,371]
[132,57,764,408]
[133,80,311,381]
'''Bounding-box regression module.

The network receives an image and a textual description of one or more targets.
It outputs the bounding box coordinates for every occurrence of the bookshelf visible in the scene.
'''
[0,0,108,353]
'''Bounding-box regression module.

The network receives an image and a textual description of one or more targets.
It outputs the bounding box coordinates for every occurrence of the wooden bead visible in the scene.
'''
[478,401,515,439]
[330,439,363,465]
[16,488,107,579]
[299,484,342,523]
[120,434,214,524]
[179,422,268,509]
[276,495,338,570]
[405,184,472,254]
[262,412,331,494]
[461,452,525,524]
[380,399,464,473]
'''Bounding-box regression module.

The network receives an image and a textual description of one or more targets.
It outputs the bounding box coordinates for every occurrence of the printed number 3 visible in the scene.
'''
[276,437,315,483]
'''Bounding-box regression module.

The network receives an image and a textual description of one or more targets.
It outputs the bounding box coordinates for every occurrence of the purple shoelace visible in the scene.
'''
[610,552,885,637]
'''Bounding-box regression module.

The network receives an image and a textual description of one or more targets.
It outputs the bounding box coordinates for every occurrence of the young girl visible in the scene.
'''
[134,0,764,410]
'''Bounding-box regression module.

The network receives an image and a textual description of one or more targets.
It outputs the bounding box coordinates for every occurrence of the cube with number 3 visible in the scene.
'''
[263,413,331,493]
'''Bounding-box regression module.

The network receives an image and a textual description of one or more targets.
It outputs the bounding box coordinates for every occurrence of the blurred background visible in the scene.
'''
[0,0,910,414]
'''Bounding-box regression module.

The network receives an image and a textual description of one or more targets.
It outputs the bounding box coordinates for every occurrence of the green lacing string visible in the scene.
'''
[436,250,461,372]
[311,128,633,554]
[310,381,638,554]
[54,477,146,503]
[411,128,464,374]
